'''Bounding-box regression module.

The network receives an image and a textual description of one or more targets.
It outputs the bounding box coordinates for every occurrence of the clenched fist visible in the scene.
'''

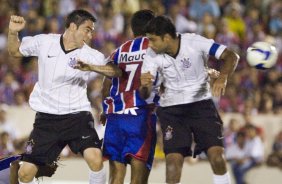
[140,72,154,87]
[9,15,26,33]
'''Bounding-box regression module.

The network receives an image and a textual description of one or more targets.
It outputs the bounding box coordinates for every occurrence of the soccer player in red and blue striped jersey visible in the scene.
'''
[75,10,161,184]
[84,10,158,184]
[102,10,160,184]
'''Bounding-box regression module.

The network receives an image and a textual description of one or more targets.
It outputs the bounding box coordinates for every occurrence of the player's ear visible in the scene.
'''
[69,22,78,31]
[164,34,171,42]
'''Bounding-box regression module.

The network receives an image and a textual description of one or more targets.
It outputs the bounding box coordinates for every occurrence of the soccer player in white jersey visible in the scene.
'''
[140,16,239,184]
[7,9,121,184]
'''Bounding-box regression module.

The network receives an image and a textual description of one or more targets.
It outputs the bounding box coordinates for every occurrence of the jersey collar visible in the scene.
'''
[170,34,181,59]
[60,35,78,54]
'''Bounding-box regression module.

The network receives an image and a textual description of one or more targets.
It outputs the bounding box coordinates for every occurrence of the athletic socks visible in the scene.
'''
[213,172,231,184]
[89,166,106,184]
[18,178,36,184]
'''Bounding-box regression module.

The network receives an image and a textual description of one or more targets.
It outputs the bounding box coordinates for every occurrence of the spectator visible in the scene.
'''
[227,124,264,184]
[189,0,220,22]
[266,130,282,170]
[169,3,197,33]
[0,72,20,105]
[0,105,19,140]
[224,118,241,149]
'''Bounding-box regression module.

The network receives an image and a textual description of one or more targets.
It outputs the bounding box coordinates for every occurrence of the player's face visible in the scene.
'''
[73,20,95,47]
[146,33,168,54]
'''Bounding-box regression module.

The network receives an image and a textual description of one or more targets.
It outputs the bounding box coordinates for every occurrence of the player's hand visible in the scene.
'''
[140,72,154,87]
[9,15,26,33]
[208,68,220,79]
[99,113,107,126]
[73,60,92,71]
[212,74,228,97]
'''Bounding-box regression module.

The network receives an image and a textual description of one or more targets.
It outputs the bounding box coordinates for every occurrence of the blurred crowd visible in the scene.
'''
[0,0,281,114]
[0,0,282,182]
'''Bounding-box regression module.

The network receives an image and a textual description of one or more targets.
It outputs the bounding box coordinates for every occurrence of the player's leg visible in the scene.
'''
[83,148,106,184]
[124,107,157,184]
[191,99,231,184]
[130,158,150,184]
[103,113,127,184]
[0,155,22,184]
[83,148,103,171]
[68,111,105,184]
[18,162,38,183]
[19,112,63,184]
[165,153,184,184]
[207,146,227,174]
[156,105,192,184]
[10,160,20,184]
[109,160,126,184]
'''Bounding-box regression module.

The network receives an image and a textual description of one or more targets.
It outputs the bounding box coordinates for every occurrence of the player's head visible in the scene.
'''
[145,15,177,54]
[65,10,96,47]
[131,10,155,37]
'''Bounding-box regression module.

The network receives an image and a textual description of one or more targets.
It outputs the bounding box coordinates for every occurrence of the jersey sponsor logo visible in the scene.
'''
[120,53,145,63]
[180,58,191,68]
[164,125,173,141]
[68,57,77,68]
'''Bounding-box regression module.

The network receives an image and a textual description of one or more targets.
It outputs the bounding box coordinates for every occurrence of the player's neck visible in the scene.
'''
[166,36,180,58]
[62,32,78,51]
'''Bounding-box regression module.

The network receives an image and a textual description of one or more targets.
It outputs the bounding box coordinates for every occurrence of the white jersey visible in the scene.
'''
[19,34,106,114]
[142,33,226,107]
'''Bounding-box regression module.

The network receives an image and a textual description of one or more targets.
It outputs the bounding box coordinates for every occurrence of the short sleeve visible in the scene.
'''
[19,34,45,56]
[192,34,226,59]
[80,47,106,66]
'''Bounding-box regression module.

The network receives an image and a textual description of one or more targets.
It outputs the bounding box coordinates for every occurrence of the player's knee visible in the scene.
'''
[84,148,103,171]
[18,168,34,182]
[209,155,225,167]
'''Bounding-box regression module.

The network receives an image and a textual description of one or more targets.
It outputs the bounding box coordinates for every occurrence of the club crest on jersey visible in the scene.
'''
[180,58,191,68]
[25,139,35,154]
[68,57,77,68]
[164,125,173,140]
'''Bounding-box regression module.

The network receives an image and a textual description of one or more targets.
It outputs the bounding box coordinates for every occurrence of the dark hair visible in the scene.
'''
[145,15,177,39]
[65,9,96,28]
[131,10,155,37]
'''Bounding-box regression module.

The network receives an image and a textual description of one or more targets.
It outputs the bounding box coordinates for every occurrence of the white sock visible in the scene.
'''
[213,172,231,184]
[18,178,36,184]
[89,167,106,184]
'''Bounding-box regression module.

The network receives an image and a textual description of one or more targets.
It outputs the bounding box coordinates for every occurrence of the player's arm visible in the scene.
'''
[100,76,112,126]
[8,15,26,57]
[74,60,122,78]
[212,48,239,97]
[218,49,239,78]
[139,72,154,99]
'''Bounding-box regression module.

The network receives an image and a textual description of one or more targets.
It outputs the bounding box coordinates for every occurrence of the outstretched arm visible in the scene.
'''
[212,48,239,97]
[8,15,26,57]
[74,60,122,78]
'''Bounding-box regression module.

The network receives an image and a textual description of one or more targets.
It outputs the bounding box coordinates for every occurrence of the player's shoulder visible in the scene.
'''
[119,37,148,51]
[81,44,105,59]
[181,33,214,46]
[181,33,203,41]
[33,33,60,41]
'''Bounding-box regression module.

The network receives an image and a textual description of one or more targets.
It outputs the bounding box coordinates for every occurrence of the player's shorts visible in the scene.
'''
[156,99,224,157]
[22,111,101,165]
[103,106,157,170]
